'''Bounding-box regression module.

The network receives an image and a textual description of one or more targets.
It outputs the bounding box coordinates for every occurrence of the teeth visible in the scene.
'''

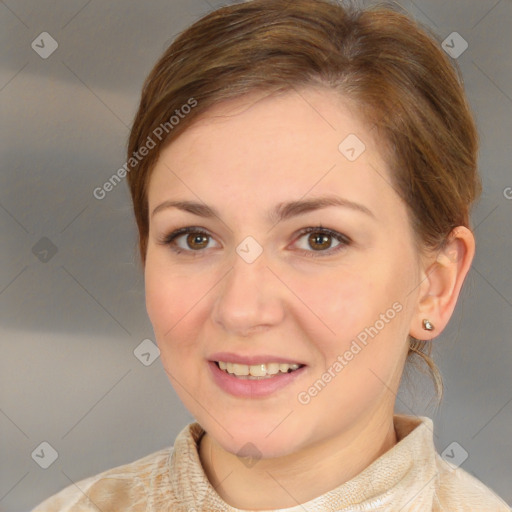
[250,364,266,377]
[233,363,249,376]
[266,363,280,375]
[217,361,301,378]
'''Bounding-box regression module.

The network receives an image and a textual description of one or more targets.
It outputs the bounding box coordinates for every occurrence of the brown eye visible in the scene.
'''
[161,227,217,255]
[308,232,332,251]
[294,226,351,257]
[161,225,350,258]
[185,233,209,250]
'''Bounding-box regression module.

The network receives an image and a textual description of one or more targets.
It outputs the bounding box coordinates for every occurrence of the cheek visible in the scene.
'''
[290,259,413,377]
[144,257,208,358]
[287,266,384,346]
[294,269,409,420]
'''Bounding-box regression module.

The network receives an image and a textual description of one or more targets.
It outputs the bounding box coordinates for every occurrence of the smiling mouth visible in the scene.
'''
[215,361,305,379]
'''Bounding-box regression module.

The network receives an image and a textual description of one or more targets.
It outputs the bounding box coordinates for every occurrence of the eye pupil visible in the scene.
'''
[165,226,347,257]
[188,233,209,249]
[309,233,331,250]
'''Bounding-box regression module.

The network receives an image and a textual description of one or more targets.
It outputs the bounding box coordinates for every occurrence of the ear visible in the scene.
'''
[409,226,475,340]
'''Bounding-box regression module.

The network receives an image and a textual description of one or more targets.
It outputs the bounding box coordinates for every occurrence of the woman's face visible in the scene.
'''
[145,87,423,458]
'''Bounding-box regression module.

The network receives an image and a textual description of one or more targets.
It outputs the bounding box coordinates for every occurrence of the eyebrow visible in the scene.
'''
[151,195,375,224]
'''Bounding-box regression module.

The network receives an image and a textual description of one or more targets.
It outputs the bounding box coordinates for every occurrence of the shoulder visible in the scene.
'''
[433,453,511,511]
[31,446,173,512]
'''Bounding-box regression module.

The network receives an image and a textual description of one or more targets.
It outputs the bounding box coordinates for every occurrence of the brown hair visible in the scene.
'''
[126,0,480,399]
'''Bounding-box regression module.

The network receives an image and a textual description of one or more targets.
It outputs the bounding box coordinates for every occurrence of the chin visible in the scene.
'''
[201,413,311,460]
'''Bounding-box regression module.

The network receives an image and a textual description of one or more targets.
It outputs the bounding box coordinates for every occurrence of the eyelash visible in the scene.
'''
[159,225,351,258]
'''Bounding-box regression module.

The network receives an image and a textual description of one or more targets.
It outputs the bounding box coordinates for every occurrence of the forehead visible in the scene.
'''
[148,87,400,223]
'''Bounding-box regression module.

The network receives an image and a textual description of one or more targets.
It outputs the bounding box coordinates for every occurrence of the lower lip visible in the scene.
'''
[208,361,306,398]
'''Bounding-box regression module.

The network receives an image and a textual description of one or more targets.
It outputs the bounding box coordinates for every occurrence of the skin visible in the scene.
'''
[144,86,475,509]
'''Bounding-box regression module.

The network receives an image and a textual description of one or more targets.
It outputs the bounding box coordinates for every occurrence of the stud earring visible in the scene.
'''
[422,319,434,331]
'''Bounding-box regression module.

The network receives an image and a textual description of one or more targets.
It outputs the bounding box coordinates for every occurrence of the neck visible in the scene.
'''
[198,409,398,510]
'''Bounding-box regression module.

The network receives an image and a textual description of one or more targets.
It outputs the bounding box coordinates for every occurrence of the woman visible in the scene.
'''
[33,0,510,510]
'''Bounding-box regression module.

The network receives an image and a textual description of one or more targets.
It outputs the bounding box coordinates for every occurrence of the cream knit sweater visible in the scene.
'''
[32,414,510,511]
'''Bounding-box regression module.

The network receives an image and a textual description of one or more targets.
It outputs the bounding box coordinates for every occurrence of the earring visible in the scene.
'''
[422,319,434,331]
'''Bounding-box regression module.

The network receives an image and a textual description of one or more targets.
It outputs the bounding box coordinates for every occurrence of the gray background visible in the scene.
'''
[1,0,511,510]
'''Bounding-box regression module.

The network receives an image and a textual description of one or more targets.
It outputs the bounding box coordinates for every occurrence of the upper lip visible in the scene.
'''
[209,352,306,366]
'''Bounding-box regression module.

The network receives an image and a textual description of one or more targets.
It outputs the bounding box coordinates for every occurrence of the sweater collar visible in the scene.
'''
[169,414,438,511]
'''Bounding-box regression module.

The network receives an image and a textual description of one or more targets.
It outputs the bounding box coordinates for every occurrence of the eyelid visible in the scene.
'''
[159,226,218,253]
[159,225,351,257]
[291,226,351,258]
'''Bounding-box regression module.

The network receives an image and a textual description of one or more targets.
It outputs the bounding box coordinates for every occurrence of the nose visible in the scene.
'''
[211,245,285,337]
